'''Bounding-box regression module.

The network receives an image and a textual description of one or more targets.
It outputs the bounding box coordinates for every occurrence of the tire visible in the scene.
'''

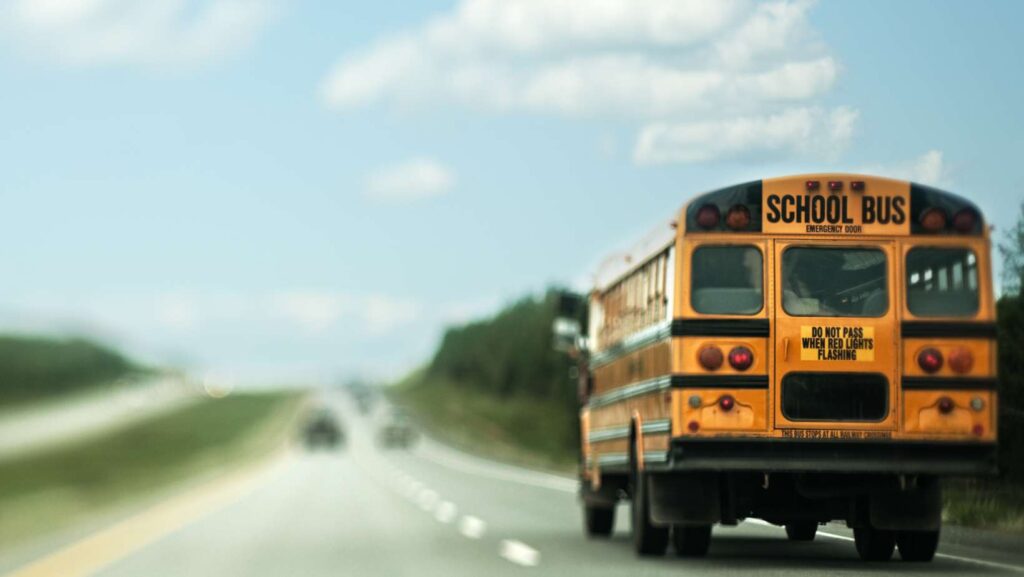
[785,522,818,542]
[896,530,939,562]
[854,527,896,561]
[583,505,615,538]
[673,524,712,557]
[631,471,669,556]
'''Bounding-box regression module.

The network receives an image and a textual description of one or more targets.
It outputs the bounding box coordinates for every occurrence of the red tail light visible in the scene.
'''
[952,209,977,233]
[725,205,751,230]
[917,348,944,373]
[937,396,954,414]
[972,424,985,437]
[948,347,974,374]
[728,346,754,371]
[698,346,723,371]
[696,204,721,229]
[687,420,700,433]
[920,207,947,232]
[718,395,735,412]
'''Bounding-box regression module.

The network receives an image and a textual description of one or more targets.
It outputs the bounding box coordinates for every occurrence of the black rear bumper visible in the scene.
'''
[661,438,997,475]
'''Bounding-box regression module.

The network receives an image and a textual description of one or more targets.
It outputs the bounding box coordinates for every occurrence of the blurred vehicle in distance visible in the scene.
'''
[377,410,417,449]
[348,385,377,415]
[303,408,345,450]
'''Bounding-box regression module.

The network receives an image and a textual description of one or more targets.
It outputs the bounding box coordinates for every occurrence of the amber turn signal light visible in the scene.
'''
[948,347,974,374]
[698,346,724,371]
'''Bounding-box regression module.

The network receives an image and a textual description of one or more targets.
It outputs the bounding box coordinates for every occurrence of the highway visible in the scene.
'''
[3,393,1023,577]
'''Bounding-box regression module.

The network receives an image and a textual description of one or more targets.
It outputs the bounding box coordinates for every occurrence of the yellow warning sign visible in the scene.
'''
[800,326,875,361]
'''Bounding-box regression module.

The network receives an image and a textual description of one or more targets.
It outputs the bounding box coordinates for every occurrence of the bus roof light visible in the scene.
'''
[918,348,944,374]
[725,205,752,230]
[805,180,820,192]
[696,204,721,229]
[850,180,865,192]
[920,207,948,232]
[828,180,843,192]
[953,209,978,234]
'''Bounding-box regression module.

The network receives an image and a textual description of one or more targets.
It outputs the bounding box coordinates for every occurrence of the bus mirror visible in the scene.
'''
[556,292,584,318]
[552,318,582,353]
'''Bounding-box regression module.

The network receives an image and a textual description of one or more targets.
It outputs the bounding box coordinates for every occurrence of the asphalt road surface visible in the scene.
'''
[3,393,1023,577]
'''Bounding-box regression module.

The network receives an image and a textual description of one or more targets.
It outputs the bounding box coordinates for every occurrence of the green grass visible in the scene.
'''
[392,373,578,472]
[0,391,304,547]
[944,479,1024,532]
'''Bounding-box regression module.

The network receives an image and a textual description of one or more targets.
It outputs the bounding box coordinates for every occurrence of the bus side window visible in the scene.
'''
[906,248,980,317]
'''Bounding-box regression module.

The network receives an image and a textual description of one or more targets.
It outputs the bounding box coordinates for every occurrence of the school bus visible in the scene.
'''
[572,174,997,563]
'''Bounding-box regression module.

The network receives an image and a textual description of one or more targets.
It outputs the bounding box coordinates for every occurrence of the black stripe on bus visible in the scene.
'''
[671,375,769,389]
[902,377,998,391]
[901,321,998,339]
[672,319,770,337]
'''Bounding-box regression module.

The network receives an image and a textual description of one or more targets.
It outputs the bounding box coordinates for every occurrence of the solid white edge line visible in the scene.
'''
[746,519,1024,573]
[414,444,575,493]
[499,540,540,567]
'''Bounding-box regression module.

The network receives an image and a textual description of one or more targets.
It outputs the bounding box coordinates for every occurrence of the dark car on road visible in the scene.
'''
[303,408,345,450]
[377,412,417,449]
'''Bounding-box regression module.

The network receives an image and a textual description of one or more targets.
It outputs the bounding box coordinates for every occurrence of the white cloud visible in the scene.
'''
[365,158,456,202]
[363,296,421,335]
[319,0,854,165]
[634,106,857,164]
[272,291,349,333]
[860,150,950,187]
[2,0,276,68]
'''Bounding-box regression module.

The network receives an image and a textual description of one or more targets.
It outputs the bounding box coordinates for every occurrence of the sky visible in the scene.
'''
[0,0,1022,385]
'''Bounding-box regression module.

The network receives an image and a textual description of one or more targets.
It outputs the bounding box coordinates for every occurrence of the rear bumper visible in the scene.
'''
[660,438,997,475]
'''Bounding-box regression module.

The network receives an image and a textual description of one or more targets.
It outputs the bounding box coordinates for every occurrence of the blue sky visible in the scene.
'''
[0,0,1021,384]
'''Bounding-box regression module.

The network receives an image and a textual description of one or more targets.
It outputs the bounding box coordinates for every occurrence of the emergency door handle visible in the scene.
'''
[783,337,790,362]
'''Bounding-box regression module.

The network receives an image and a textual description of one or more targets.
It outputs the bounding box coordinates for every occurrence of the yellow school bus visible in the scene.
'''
[575,174,996,563]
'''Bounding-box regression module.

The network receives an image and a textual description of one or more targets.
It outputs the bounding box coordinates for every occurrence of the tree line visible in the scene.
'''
[0,335,141,403]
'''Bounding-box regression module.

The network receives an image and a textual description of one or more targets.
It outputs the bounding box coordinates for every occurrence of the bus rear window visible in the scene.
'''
[906,248,979,317]
[691,246,763,315]
[782,248,888,317]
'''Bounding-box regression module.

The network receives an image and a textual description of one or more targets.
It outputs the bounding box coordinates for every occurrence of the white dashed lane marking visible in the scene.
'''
[417,489,439,512]
[499,540,540,567]
[435,501,457,524]
[458,516,486,539]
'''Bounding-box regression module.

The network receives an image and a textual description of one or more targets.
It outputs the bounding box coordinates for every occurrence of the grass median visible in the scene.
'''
[0,391,304,548]
[392,374,578,472]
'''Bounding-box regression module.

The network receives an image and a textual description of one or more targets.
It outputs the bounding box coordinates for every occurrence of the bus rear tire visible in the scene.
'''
[896,530,939,562]
[583,505,615,538]
[673,524,712,557]
[785,522,818,542]
[631,472,669,556]
[854,527,895,561]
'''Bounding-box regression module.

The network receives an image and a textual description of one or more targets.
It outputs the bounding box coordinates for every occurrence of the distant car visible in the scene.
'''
[303,409,345,450]
[377,413,417,449]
